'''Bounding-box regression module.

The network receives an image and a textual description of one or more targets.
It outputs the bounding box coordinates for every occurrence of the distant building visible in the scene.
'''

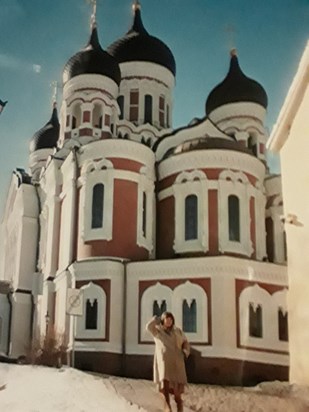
[267,40,309,386]
[0,2,288,385]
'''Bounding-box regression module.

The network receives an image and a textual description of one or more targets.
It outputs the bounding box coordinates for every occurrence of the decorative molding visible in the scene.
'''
[158,150,265,182]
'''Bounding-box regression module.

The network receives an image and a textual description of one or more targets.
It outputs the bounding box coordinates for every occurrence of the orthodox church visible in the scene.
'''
[0,1,288,385]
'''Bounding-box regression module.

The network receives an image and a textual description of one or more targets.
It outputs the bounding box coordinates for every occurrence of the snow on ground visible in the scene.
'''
[1,363,309,412]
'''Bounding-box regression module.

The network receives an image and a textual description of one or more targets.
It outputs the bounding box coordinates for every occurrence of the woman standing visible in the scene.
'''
[146,312,190,412]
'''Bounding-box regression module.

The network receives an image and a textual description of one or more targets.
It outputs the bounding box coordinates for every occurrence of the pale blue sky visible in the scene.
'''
[0,0,308,214]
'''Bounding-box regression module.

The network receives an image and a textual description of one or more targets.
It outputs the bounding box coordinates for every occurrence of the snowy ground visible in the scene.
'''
[1,364,309,411]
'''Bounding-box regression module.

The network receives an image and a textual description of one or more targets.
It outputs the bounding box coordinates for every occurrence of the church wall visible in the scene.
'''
[75,140,155,261]
[125,256,288,385]
[10,292,32,358]
[157,151,265,260]
[69,260,124,374]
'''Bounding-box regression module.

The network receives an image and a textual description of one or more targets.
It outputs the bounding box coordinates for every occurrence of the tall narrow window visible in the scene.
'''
[91,184,104,229]
[117,96,124,120]
[159,95,165,127]
[85,299,98,330]
[249,303,263,338]
[144,95,153,124]
[266,217,274,262]
[283,231,287,261]
[130,89,139,122]
[228,195,240,241]
[248,135,257,156]
[278,309,288,341]
[166,104,170,127]
[142,192,147,237]
[93,103,102,128]
[183,299,197,333]
[153,300,167,317]
[72,104,81,129]
[185,195,198,240]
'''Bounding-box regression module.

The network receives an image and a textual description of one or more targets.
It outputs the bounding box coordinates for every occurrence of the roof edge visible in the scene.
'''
[267,40,309,152]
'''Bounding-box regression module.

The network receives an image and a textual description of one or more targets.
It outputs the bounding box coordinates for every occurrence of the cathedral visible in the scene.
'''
[0,1,288,385]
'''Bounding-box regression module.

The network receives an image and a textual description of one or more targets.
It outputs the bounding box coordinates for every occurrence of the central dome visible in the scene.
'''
[107,6,176,76]
[63,25,121,86]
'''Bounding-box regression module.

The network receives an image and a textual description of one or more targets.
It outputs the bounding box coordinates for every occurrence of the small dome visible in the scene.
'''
[107,5,176,76]
[206,50,268,115]
[29,105,59,153]
[63,25,121,85]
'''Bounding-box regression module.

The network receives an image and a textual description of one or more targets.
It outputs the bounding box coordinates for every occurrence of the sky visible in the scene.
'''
[1,363,309,411]
[0,0,308,215]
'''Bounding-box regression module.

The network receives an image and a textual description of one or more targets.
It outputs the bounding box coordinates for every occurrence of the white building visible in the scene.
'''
[267,40,309,386]
[0,2,288,385]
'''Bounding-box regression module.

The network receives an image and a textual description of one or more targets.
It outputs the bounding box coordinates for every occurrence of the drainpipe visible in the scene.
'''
[6,292,13,356]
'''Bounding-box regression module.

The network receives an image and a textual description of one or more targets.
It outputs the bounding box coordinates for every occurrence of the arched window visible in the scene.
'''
[182,299,197,333]
[93,103,102,128]
[153,300,167,317]
[278,309,288,341]
[142,192,147,237]
[266,217,274,262]
[185,195,198,240]
[72,104,82,129]
[130,89,139,122]
[249,303,263,338]
[117,96,124,120]
[91,184,104,229]
[248,135,257,156]
[159,95,165,127]
[144,95,153,124]
[228,195,240,241]
[85,299,98,330]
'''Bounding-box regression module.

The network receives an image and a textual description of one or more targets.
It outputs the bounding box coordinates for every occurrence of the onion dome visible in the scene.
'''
[29,104,59,153]
[206,49,268,115]
[63,24,121,85]
[107,2,176,76]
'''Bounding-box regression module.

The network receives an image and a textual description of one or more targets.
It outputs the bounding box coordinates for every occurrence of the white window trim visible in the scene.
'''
[76,282,106,340]
[172,281,208,342]
[141,280,208,343]
[141,282,173,341]
[136,166,154,252]
[79,158,114,242]
[218,170,253,256]
[239,284,288,351]
[173,170,209,254]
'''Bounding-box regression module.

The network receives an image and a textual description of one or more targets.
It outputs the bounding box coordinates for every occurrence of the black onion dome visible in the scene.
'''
[29,105,59,153]
[63,25,121,85]
[107,7,176,76]
[206,51,268,115]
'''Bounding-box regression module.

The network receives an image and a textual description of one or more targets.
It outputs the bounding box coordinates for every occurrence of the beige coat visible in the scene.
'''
[146,317,190,388]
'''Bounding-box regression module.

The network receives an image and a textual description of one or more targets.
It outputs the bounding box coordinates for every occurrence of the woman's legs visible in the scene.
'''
[160,380,171,412]
[174,386,184,412]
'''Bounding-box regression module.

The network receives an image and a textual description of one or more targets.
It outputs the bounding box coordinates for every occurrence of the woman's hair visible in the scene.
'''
[160,311,175,326]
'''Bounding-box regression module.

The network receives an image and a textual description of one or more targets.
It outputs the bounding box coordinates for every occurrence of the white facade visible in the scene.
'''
[267,40,309,385]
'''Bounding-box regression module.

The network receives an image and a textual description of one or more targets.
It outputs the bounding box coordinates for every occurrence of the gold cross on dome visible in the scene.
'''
[132,0,141,12]
[86,0,97,26]
[50,81,59,105]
